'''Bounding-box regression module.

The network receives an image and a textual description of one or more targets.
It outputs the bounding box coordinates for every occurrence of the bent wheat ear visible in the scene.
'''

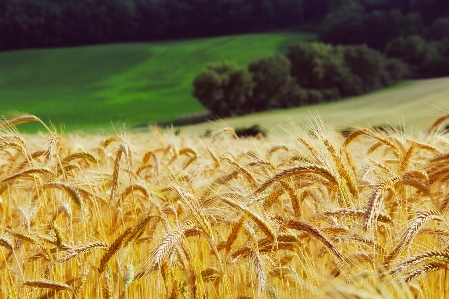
[0,115,41,130]
[61,152,98,165]
[225,215,247,253]
[222,157,258,189]
[110,143,129,201]
[98,227,134,273]
[364,177,398,233]
[385,210,443,265]
[279,180,300,218]
[102,135,123,148]
[24,280,73,292]
[211,127,237,144]
[0,135,27,153]
[405,262,448,282]
[283,218,348,266]
[134,220,194,280]
[427,114,449,137]
[1,167,54,184]
[56,241,109,263]
[0,235,14,250]
[41,182,83,209]
[256,165,337,194]
[221,196,277,242]
[389,250,449,276]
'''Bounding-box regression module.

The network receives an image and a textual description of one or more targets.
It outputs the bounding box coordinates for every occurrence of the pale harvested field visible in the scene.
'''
[1,115,449,298]
[181,77,449,137]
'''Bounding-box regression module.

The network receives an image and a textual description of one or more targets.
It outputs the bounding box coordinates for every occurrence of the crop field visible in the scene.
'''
[2,114,449,298]
[0,32,314,132]
[182,77,449,137]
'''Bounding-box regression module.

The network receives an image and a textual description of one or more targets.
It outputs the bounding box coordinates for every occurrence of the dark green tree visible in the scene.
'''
[192,62,253,117]
[428,18,449,41]
[247,55,293,111]
[384,35,439,66]
[287,42,347,91]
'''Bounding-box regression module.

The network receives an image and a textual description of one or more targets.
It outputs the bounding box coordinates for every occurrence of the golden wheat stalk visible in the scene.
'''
[211,127,237,144]
[103,268,114,299]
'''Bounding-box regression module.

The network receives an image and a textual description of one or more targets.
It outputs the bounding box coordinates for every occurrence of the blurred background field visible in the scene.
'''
[0,32,314,133]
[181,77,449,136]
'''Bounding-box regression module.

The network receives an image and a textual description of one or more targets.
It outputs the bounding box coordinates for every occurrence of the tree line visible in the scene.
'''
[0,0,328,51]
[319,0,449,78]
[193,43,409,117]
[192,0,449,117]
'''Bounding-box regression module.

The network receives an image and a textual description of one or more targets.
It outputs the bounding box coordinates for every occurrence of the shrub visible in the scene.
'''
[234,124,268,138]
[384,35,439,66]
[247,55,293,112]
[193,62,253,117]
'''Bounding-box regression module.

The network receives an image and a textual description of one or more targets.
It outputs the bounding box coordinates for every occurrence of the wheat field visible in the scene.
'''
[1,114,449,298]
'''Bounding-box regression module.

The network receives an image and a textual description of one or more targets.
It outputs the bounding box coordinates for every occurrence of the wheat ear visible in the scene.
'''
[279,180,300,218]
[1,167,54,183]
[134,220,194,280]
[98,227,134,273]
[225,215,247,253]
[56,241,109,263]
[389,250,449,276]
[256,165,337,194]
[220,196,277,242]
[427,114,449,137]
[41,182,83,209]
[222,157,258,189]
[0,115,41,130]
[61,152,98,165]
[23,280,73,292]
[405,262,448,282]
[385,210,443,265]
[281,218,348,266]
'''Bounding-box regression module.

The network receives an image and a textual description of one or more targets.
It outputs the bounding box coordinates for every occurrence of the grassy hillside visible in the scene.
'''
[0,32,314,132]
[181,77,449,136]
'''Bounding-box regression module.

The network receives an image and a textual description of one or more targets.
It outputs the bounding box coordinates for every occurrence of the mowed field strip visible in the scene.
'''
[0,32,313,132]
[181,76,449,136]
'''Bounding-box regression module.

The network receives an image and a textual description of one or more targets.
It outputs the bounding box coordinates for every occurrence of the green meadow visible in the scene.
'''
[0,32,314,132]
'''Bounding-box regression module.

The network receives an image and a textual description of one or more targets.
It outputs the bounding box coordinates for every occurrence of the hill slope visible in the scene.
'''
[181,77,449,136]
[0,32,313,132]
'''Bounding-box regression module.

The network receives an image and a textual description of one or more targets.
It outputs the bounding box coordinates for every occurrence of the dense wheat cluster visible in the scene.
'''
[1,115,449,298]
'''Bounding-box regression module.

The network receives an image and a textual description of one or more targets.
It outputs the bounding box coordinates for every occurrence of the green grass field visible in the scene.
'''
[0,32,314,132]
[181,77,449,136]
